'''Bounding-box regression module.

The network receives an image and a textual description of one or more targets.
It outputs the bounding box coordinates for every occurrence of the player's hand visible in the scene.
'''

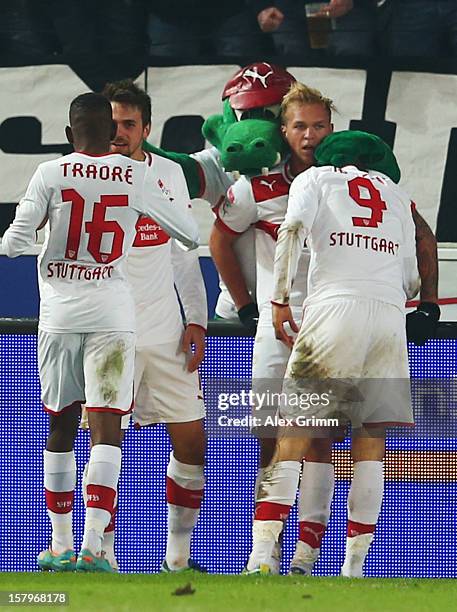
[237,302,259,336]
[181,324,206,372]
[257,7,284,32]
[406,301,440,345]
[316,0,354,19]
[272,303,299,348]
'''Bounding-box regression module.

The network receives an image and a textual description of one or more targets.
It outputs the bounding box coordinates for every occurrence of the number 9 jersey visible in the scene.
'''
[273,165,420,310]
[2,152,199,333]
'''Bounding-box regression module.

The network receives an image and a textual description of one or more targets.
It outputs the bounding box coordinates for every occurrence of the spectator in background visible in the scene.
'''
[147,1,264,59]
[0,1,48,63]
[1,1,147,91]
[249,1,312,56]
[328,0,384,57]
[388,0,457,58]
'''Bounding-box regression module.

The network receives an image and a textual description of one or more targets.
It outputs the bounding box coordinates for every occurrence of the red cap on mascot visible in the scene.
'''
[222,62,296,110]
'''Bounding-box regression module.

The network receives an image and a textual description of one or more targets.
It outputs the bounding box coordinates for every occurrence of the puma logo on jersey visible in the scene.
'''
[251,173,289,203]
[259,179,277,191]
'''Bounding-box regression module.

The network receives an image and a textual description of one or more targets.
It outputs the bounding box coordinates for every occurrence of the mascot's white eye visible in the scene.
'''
[234,104,281,121]
[263,105,281,119]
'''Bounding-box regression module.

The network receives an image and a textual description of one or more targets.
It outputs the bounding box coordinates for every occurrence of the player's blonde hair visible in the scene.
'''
[281,82,335,123]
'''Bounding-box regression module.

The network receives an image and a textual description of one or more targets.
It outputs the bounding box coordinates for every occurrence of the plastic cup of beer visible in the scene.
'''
[305,2,332,49]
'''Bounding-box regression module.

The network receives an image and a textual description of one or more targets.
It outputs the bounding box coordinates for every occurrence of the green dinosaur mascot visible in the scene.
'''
[144,62,297,199]
[143,63,401,321]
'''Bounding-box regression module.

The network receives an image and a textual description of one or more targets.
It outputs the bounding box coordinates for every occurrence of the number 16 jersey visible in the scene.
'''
[2,152,198,333]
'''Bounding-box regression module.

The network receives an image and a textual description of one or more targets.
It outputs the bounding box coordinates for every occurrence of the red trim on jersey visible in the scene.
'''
[214,217,243,236]
[166,476,204,509]
[410,200,416,213]
[255,219,279,240]
[86,484,116,513]
[74,151,115,157]
[45,489,74,514]
[186,323,207,334]
[299,521,326,549]
[145,151,153,166]
[212,196,225,216]
[283,160,295,183]
[271,300,289,308]
[196,161,206,198]
[251,173,289,203]
[254,501,292,521]
[406,297,457,307]
[43,401,83,415]
[347,520,376,537]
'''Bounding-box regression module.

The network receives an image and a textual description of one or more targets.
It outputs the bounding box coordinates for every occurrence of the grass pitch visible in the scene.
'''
[0,573,455,612]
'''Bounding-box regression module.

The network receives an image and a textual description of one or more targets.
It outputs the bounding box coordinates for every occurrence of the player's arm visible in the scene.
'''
[171,239,207,372]
[272,170,319,346]
[2,167,49,257]
[209,181,258,332]
[139,163,200,250]
[209,223,252,308]
[406,204,440,345]
[411,206,438,303]
[143,140,203,199]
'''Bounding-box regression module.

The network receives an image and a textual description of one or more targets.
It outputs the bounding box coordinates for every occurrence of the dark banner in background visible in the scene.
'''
[1,59,457,238]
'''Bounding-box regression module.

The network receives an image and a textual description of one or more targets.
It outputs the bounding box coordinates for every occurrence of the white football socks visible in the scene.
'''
[82,462,118,568]
[292,461,334,572]
[165,453,204,570]
[248,460,301,572]
[81,444,121,556]
[44,450,76,554]
[342,460,384,577]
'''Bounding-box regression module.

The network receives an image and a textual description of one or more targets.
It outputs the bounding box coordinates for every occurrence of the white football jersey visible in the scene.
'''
[191,147,233,210]
[273,165,420,309]
[127,153,207,347]
[2,152,200,333]
[216,160,309,318]
[192,147,256,319]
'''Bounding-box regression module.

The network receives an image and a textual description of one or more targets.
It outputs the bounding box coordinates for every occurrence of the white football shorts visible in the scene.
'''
[38,330,135,415]
[250,306,302,430]
[281,298,413,429]
[121,338,205,429]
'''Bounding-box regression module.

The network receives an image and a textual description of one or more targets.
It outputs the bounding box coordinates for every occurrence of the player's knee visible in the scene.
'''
[173,436,205,465]
[259,437,276,467]
[305,438,333,463]
[47,411,80,452]
[88,411,122,446]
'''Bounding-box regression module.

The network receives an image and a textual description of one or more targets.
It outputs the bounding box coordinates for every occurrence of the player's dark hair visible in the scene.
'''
[102,79,152,127]
[69,93,113,142]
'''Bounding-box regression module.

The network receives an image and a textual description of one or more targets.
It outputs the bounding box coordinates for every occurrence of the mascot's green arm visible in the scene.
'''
[142,140,203,199]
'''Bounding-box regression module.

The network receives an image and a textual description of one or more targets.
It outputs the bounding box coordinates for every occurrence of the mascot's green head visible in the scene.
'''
[202,63,295,176]
[315,130,401,183]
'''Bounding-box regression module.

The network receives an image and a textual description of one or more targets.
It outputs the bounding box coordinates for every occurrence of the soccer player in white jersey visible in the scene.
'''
[96,80,207,572]
[2,93,199,573]
[211,84,439,575]
[210,83,335,573]
[271,132,422,577]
